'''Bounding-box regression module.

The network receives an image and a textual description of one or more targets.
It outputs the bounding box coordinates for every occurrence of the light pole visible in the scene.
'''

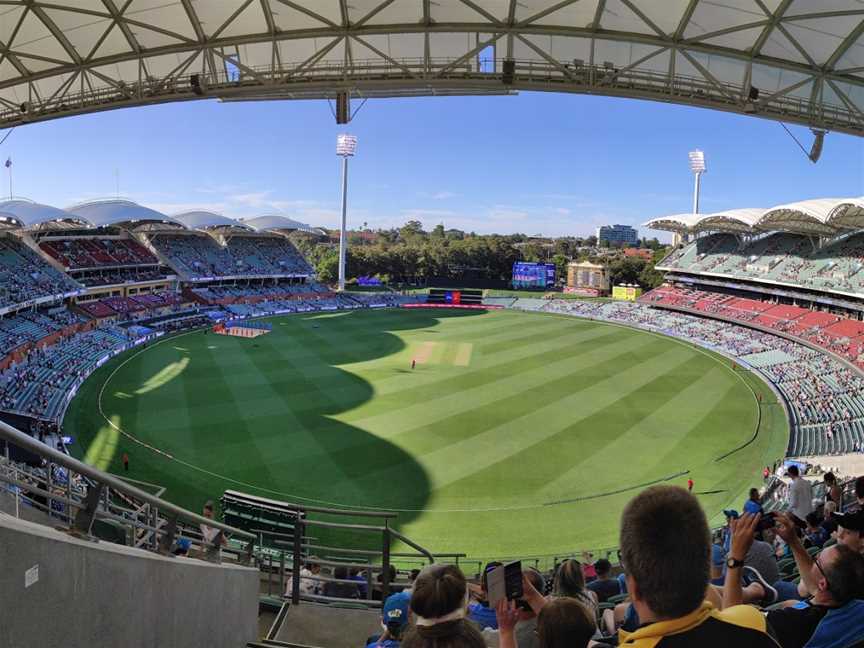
[688,149,706,215]
[686,149,706,244]
[336,134,357,292]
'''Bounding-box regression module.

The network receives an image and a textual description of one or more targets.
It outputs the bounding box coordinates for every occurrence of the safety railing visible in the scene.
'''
[0,419,257,564]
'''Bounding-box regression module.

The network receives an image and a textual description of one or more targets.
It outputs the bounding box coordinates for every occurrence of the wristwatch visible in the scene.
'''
[726,557,744,569]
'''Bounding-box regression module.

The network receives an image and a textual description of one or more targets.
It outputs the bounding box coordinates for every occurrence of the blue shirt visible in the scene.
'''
[617,572,628,594]
[366,640,400,648]
[468,601,498,630]
[743,500,763,516]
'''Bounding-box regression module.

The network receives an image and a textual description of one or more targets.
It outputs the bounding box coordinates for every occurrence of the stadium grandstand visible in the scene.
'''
[2,1,864,647]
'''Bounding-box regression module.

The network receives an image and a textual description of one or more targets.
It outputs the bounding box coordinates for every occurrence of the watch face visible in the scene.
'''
[726,558,742,568]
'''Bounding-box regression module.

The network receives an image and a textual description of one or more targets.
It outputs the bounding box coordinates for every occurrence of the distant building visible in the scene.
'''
[566,261,610,296]
[623,248,652,261]
[596,224,638,246]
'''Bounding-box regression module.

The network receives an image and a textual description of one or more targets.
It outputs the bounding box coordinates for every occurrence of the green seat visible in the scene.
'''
[823,538,837,548]
[599,602,615,611]
[608,593,629,605]
[806,546,821,557]
[778,558,796,574]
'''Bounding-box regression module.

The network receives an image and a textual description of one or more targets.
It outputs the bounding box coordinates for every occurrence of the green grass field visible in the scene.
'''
[65,308,788,560]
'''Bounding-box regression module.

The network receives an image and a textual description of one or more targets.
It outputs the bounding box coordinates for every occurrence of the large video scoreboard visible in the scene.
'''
[512,262,556,289]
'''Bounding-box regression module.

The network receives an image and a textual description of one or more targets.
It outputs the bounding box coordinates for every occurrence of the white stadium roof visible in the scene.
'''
[242,215,321,235]
[0,198,90,228]
[0,1,861,135]
[646,198,864,236]
[66,199,184,228]
[173,210,254,232]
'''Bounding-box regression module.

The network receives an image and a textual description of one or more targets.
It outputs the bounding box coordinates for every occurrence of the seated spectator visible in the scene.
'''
[479,568,545,648]
[821,501,839,536]
[711,530,726,586]
[402,564,485,648]
[373,565,404,601]
[367,591,411,648]
[618,486,775,646]
[831,509,864,555]
[468,562,501,630]
[293,561,321,597]
[551,558,599,620]
[744,488,764,516]
[846,476,864,513]
[587,558,622,603]
[496,596,595,648]
[804,512,829,549]
[324,565,360,599]
[724,512,864,648]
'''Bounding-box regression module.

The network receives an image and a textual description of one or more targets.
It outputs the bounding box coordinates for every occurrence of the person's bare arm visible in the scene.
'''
[775,513,817,595]
[521,572,547,616]
[496,599,519,648]
[722,513,760,609]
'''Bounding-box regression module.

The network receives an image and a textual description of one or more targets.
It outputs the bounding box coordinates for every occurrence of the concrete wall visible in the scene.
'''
[0,514,259,648]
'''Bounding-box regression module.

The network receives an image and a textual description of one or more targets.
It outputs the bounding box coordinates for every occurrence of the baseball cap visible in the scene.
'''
[383,591,411,628]
[831,509,864,533]
[723,509,740,519]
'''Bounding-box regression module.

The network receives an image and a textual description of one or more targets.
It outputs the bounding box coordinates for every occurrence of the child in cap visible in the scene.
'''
[367,591,411,648]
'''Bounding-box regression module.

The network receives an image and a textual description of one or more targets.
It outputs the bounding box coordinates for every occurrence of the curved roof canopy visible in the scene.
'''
[242,215,320,235]
[647,199,864,236]
[173,210,254,232]
[756,198,842,236]
[691,208,765,233]
[827,197,864,230]
[0,2,862,135]
[0,198,90,228]
[67,199,185,229]
[643,213,700,234]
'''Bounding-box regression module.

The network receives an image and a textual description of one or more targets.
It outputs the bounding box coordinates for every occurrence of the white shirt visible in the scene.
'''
[788,477,814,520]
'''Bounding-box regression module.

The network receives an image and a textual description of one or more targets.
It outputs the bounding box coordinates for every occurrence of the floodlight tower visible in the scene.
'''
[336,134,357,292]
[688,149,706,215]
[684,149,706,245]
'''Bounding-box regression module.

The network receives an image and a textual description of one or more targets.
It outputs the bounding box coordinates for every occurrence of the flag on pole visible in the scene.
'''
[4,157,10,168]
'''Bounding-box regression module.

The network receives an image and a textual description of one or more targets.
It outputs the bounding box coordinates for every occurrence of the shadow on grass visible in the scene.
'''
[66,307,486,553]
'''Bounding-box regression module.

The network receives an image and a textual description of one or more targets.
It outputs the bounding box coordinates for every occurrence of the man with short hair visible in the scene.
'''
[617,485,775,647]
[724,512,864,648]
[786,465,814,527]
[587,558,621,603]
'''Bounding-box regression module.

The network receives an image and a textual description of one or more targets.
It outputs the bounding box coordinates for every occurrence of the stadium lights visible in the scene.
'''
[336,134,358,291]
[689,149,706,216]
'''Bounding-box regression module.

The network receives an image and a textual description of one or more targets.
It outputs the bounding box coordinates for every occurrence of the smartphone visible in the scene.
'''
[504,560,523,600]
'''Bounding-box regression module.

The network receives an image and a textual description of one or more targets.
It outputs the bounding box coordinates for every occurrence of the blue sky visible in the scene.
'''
[4,91,863,240]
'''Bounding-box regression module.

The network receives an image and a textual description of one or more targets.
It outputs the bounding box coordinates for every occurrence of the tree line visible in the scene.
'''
[290,221,669,289]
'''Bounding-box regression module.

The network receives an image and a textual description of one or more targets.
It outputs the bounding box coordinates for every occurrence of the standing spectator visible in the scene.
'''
[199,500,227,558]
[587,559,621,603]
[122,451,129,472]
[786,465,813,526]
[823,472,842,509]
[324,565,360,599]
[402,564,484,648]
[617,486,775,646]
[743,488,763,516]
[687,478,694,493]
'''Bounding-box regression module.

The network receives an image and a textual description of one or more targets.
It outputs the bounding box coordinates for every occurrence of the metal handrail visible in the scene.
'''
[0,419,255,544]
